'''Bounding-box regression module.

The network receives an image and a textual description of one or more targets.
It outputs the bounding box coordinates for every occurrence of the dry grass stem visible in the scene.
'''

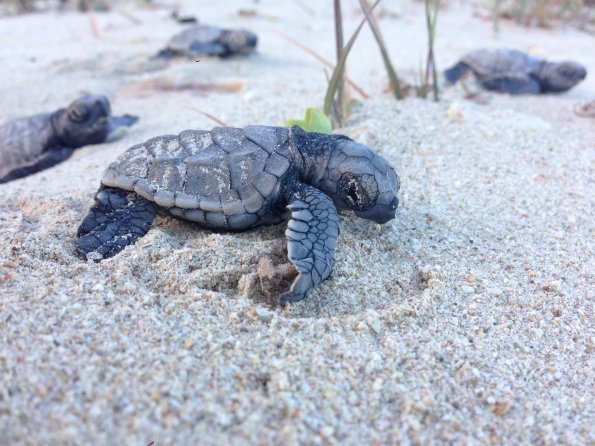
[267,28,369,100]
[359,0,404,99]
[323,0,381,117]
[183,107,229,127]
[119,78,244,97]
[334,0,347,126]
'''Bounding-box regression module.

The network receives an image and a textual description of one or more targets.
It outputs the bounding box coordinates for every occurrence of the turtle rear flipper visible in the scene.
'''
[76,186,158,261]
[280,184,340,305]
[444,62,472,84]
[0,146,74,184]
[481,76,540,94]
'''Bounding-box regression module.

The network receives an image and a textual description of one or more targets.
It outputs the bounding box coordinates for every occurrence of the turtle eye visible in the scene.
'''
[69,105,89,122]
[559,65,574,76]
[338,173,377,211]
[346,183,359,206]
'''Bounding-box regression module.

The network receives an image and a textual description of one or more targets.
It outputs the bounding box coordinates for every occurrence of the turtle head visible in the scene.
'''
[220,29,258,54]
[55,95,112,148]
[540,61,587,93]
[320,139,400,224]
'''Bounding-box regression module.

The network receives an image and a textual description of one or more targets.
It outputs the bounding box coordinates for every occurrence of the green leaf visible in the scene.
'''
[284,108,333,134]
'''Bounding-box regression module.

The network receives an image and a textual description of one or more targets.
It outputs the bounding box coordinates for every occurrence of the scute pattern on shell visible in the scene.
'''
[0,114,55,180]
[462,49,539,81]
[167,26,224,53]
[101,126,292,230]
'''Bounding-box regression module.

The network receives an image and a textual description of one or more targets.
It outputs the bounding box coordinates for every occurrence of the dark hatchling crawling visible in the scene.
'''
[76,126,400,304]
[0,95,138,184]
[444,49,587,94]
[155,25,258,59]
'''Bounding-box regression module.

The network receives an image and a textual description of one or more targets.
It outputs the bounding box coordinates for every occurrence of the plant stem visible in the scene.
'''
[268,28,369,100]
[359,0,404,99]
[323,0,381,117]
[424,0,440,101]
[334,0,346,126]
[493,0,501,35]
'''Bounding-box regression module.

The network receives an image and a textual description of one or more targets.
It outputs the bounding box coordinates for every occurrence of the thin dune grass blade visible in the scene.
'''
[424,0,440,101]
[184,106,228,127]
[334,0,347,125]
[492,0,501,35]
[323,0,381,117]
[267,28,369,100]
[359,0,403,99]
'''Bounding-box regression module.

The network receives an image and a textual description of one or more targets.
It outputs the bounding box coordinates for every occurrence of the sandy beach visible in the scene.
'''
[0,1,594,444]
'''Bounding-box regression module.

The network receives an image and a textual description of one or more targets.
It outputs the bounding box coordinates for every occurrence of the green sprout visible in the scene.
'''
[285,108,333,134]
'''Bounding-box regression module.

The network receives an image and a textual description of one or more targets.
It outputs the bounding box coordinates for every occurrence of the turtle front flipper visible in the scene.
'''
[0,146,74,184]
[105,114,139,143]
[109,114,139,130]
[481,76,540,95]
[76,186,158,261]
[280,184,340,305]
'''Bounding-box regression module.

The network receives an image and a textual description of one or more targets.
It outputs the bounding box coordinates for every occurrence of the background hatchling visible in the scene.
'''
[444,48,587,94]
[76,125,400,304]
[0,95,138,184]
[155,25,258,59]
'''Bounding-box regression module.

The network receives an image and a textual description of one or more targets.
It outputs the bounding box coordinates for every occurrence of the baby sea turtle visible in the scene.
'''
[155,25,257,59]
[76,125,400,304]
[0,95,138,184]
[444,49,587,94]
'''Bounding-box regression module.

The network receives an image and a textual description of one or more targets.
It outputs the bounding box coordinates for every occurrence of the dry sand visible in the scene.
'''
[1,1,594,444]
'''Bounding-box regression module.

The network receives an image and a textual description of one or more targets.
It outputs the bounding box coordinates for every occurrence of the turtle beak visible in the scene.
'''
[577,66,587,80]
[355,196,398,224]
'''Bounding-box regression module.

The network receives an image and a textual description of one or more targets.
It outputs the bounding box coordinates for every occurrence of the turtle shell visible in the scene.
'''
[462,49,540,80]
[0,114,53,180]
[101,126,294,229]
[166,25,224,54]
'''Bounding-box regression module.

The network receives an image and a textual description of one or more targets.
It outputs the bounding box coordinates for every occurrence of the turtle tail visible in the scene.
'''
[444,62,471,84]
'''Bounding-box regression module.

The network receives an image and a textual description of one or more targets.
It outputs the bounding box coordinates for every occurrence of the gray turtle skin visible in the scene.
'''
[76,125,400,304]
[444,49,587,94]
[0,95,138,184]
[155,25,257,59]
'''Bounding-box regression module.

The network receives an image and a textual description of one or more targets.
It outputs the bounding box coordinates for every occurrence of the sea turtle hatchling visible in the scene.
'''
[76,125,400,304]
[444,49,587,95]
[155,25,258,59]
[0,95,138,184]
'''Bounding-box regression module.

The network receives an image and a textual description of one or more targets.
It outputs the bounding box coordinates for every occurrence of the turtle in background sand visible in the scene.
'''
[444,49,586,95]
[76,125,400,305]
[0,95,138,184]
[155,25,258,59]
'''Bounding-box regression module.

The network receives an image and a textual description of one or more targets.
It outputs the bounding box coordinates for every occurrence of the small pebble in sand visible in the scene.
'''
[465,273,477,285]
[542,281,560,292]
[487,287,503,296]
[255,307,274,323]
[492,400,512,416]
[122,281,137,292]
[447,102,464,120]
